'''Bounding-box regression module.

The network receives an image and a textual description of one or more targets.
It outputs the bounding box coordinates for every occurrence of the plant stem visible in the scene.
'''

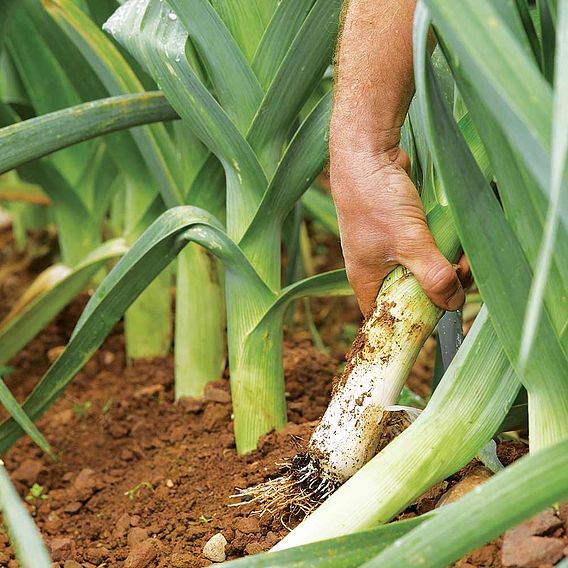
[174,244,226,398]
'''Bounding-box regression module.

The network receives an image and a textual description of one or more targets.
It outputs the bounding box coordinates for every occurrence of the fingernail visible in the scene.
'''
[446,287,464,311]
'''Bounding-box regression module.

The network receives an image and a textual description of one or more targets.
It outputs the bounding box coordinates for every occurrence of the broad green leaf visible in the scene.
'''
[424,0,568,233]
[0,239,128,365]
[223,516,429,567]
[45,0,185,208]
[105,0,268,241]
[247,0,342,171]
[252,0,315,90]
[452,87,568,341]
[7,6,92,184]
[0,463,52,567]
[211,0,276,63]
[240,92,332,280]
[521,0,568,363]
[366,438,568,567]
[0,207,271,452]
[415,4,568,448]
[263,269,351,324]
[0,92,176,175]
[169,0,263,132]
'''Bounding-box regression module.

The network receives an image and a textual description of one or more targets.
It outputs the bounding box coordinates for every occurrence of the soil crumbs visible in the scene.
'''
[0,295,566,567]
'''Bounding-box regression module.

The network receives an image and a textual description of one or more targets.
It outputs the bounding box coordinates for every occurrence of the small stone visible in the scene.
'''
[204,385,231,404]
[113,513,132,538]
[73,468,95,492]
[128,527,149,548]
[235,517,261,535]
[502,535,565,567]
[47,345,65,362]
[63,501,83,514]
[102,350,115,365]
[125,539,158,568]
[84,546,109,564]
[203,533,227,562]
[437,466,492,507]
[244,541,264,555]
[49,537,75,562]
[166,479,174,488]
[12,459,43,485]
[134,384,164,398]
[64,561,83,568]
[507,509,563,539]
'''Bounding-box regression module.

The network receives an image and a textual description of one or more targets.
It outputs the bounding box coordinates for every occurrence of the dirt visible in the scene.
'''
[0,231,566,567]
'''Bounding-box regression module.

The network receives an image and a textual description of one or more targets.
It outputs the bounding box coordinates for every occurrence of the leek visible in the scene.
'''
[274,309,520,548]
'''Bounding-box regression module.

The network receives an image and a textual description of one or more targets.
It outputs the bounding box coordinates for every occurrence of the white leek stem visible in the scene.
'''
[308,266,440,482]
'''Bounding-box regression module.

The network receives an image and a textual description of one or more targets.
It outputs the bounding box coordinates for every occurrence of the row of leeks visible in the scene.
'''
[0,0,351,457]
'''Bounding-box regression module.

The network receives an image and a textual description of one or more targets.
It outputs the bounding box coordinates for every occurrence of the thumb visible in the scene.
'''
[402,245,464,311]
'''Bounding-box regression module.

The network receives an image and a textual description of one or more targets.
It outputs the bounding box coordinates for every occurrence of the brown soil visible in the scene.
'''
[0,233,565,567]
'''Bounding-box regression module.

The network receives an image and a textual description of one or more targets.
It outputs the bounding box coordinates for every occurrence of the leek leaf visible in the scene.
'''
[0,239,127,365]
[0,207,270,452]
[252,0,316,90]
[0,464,52,567]
[415,4,568,448]
[424,0,568,232]
[0,93,177,176]
[366,438,568,567]
[45,0,185,208]
[223,516,428,567]
[168,0,263,132]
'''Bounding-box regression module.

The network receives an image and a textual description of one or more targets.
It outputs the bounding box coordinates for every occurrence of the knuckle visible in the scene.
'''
[422,263,459,297]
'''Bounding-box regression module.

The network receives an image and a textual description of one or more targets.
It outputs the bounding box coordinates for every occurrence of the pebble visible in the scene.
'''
[506,509,563,540]
[73,468,96,492]
[12,459,43,485]
[113,513,132,538]
[235,517,261,534]
[48,537,75,562]
[63,501,83,514]
[63,561,83,568]
[204,385,231,404]
[502,535,565,567]
[436,466,492,507]
[202,533,227,562]
[124,539,158,568]
[128,527,150,548]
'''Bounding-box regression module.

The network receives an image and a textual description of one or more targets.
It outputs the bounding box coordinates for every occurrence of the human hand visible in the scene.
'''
[330,144,471,316]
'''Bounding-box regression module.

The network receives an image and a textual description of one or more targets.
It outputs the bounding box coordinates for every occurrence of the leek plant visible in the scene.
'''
[0,0,176,363]
[269,0,568,555]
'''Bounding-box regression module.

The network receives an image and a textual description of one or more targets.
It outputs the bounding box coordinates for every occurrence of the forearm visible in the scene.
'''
[330,0,416,156]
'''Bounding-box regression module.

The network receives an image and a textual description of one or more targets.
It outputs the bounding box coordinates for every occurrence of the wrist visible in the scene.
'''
[330,114,402,158]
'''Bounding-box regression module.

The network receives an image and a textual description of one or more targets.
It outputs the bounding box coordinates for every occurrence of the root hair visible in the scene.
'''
[229,453,340,524]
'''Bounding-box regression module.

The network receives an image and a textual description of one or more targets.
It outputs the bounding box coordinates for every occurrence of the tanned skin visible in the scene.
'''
[330,0,470,315]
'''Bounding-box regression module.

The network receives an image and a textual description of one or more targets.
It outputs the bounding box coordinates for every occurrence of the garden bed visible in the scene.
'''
[0,256,566,568]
